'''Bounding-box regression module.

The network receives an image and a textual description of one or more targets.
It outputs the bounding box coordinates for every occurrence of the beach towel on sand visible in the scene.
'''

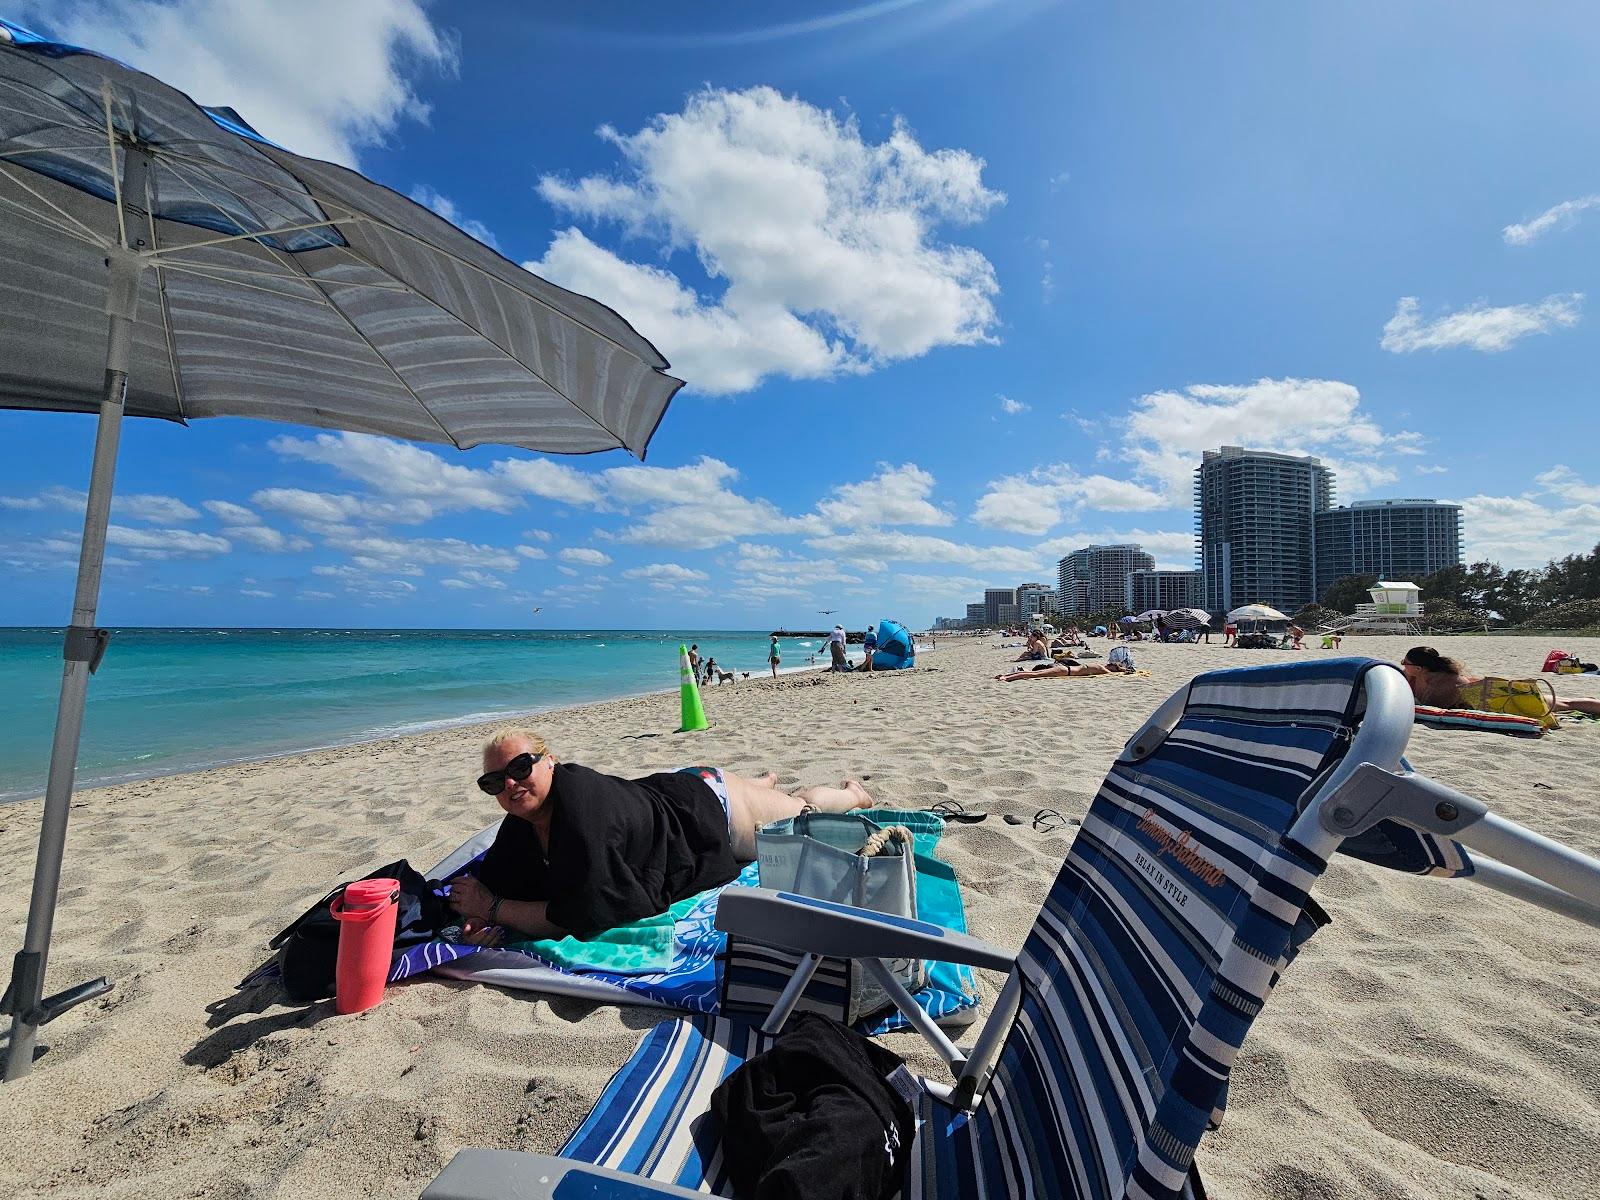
[390,809,978,1033]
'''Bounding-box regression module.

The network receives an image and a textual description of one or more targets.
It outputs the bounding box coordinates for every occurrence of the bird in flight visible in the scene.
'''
[531,607,542,614]
[818,609,837,615]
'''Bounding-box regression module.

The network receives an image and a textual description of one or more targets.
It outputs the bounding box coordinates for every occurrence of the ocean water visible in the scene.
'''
[0,628,832,802]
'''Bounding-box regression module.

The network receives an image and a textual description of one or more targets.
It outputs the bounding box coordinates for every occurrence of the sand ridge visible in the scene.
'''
[0,634,1596,1197]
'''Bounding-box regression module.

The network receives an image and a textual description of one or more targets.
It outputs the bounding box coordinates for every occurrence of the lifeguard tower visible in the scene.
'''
[1325,580,1425,635]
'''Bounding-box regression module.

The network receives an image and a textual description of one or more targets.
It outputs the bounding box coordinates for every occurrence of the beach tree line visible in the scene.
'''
[1318,541,1600,630]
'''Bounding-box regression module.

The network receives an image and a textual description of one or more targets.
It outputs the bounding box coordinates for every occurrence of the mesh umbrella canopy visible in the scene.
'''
[0,17,683,1079]
[0,19,681,452]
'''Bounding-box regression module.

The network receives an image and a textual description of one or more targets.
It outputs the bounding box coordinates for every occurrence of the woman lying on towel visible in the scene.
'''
[994,658,1136,681]
[1401,646,1600,715]
[446,728,873,945]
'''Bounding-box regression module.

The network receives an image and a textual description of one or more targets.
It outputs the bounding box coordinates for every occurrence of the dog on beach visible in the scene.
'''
[711,666,737,685]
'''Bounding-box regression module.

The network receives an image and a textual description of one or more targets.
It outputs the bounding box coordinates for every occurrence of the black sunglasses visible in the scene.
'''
[477,751,544,795]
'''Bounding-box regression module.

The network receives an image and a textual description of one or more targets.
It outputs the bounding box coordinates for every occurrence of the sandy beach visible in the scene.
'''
[1,634,1597,1199]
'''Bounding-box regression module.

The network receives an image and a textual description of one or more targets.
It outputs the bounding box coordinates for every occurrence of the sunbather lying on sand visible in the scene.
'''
[995,659,1136,681]
[447,728,872,945]
[1401,646,1600,715]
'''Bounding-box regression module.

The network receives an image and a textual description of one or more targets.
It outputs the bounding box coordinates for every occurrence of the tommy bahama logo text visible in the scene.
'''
[1135,810,1227,888]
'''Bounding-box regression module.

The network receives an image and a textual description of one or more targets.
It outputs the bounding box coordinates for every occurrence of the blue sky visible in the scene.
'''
[4,1,1599,629]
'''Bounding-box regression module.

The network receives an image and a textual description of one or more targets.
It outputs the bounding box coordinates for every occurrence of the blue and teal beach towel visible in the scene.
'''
[391,809,978,1031]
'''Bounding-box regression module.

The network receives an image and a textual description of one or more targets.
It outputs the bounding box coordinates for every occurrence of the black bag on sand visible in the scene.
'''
[269,859,454,1003]
[710,1012,915,1200]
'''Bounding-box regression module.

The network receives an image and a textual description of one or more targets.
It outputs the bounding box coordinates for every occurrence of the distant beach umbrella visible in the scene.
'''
[1228,604,1290,623]
[1165,608,1211,630]
[1133,609,1167,623]
[0,19,683,1079]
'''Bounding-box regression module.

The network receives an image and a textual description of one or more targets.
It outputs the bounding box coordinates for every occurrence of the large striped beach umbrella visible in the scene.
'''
[0,18,682,1079]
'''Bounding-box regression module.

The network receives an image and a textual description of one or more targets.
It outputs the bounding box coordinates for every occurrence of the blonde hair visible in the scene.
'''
[483,727,551,758]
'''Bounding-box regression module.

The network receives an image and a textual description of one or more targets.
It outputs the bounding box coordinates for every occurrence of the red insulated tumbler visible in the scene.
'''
[330,877,400,1015]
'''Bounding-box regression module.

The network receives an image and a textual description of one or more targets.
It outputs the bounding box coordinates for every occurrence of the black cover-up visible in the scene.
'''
[473,762,737,936]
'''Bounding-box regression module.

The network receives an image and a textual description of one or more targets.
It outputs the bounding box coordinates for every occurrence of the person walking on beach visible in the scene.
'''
[769,634,781,678]
[1223,621,1237,647]
[688,643,702,686]
[862,625,878,671]
[825,625,848,671]
[447,729,874,944]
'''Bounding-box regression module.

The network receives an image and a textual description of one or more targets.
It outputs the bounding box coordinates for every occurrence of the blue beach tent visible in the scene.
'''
[870,619,914,669]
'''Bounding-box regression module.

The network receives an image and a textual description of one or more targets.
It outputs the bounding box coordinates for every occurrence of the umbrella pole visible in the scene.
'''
[2,249,143,1082]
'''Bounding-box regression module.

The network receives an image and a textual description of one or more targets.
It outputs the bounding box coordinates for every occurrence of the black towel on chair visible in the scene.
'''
[710,1012,915,1200]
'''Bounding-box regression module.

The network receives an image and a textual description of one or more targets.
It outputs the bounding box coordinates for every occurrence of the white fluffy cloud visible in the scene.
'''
[252,487,431,528]
[527,86,1003,394]
[1,487,197,522]
[409,185,500,250]
[806,530,1041,576]
[1456,491,1600,568]
[816,464,950,528]
[1535,465,1600,504]
[973,466,1169,535]
[1380,294,1582,353]
[1037,528,1197,571]
[998,395,1029,415]
[322,533,518,573]
[105,525,230,559]
[35,0,455,167]
[1503,195,1600,245]
[622,562,709,582]
[116,494,200,522]
[559,547,612,567]
[1118,378,1404,503]
[271,434,518,514]
[608,458,825,550]
[224,524,312,553]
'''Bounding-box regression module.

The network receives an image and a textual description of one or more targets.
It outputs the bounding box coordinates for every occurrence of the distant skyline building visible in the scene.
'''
[983,587,1016,626]
[965,602,987,627]
[1015,582,1052,619]
[1313,500,1463,599]
[1128,569,1202,613]
[1196,446,1334,614]
[1056,544,1154,615]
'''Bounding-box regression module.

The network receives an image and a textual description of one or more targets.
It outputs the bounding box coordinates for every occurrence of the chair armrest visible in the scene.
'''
[422,1151,705,1199]
[714,887,1017,973]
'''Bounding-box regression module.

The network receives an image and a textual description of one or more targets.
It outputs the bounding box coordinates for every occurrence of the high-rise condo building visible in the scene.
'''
[1056,544,1155,615]
[1196,447,1334,614]
[1127,569,1202,613]
[1313,500,1463,599]
[983,588,1016,626]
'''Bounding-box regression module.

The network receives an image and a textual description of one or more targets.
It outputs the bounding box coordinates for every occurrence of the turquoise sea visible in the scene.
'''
[0,628,831,802]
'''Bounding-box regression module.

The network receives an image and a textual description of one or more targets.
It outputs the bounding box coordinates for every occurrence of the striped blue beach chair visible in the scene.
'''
[423,659,1600,1200]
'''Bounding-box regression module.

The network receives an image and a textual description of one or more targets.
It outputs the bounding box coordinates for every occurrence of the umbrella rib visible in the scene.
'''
[155,260,331,304]
[262,244,463,449]
[337,209,663,370]
[329,239,624,450]
[0,161,107,245]
[143,210,356,256]
[100,82,126,249]
[0,74,96,127]
[0,143,108,158]
[0,190,105,248]
[157,258,407,291]
[151,261,187,421]
[154,143,344,267]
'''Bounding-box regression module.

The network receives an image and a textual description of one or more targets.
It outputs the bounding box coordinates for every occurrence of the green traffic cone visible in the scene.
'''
[677,643,708,732]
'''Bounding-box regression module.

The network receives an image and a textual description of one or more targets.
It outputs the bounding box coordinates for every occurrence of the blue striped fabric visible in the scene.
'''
[557,660,1409,1198]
